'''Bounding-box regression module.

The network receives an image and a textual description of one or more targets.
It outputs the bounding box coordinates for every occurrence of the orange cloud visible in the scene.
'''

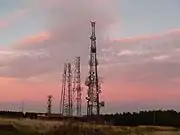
[13,31,51,49]
[20,32,51,45]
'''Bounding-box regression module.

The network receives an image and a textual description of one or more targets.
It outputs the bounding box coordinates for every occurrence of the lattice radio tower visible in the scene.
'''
[85,22,104,116]
[73,57,82,116]
[60,63,73,116]
[47,95,53,115]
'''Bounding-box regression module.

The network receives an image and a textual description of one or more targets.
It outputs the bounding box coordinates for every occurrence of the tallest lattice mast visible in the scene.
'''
[85,22,104,116]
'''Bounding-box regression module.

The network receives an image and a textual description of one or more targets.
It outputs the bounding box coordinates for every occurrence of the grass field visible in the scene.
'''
[0,118,180,135]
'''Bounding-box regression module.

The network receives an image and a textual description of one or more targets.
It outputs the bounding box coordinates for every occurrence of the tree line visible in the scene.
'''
[102,110,180,127]
[1,110,180,127]
[0,111,37,118]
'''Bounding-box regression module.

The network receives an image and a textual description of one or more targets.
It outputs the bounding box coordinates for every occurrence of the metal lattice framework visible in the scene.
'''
[60,63,73,116]
[85,22,104,116]
[73,57,82,116]
[47,95,53,115]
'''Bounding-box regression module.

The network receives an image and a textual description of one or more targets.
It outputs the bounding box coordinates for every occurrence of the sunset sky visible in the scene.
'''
[0,0,180,114]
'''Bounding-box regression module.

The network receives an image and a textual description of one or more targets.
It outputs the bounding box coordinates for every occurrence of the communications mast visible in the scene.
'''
[73,57,82,116]
[85,22,104,116]
[60,63,73,116]
[47,95,53,115]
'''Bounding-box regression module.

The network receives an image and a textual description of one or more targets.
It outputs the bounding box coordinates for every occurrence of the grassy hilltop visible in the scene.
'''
[0,118,180,135]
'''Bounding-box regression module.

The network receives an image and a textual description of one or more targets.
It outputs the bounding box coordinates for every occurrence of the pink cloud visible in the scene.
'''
[0,9,28,29]
[0,21,8,29]
[0,77,59,102]
[16,32,51,47]
[102,80,180,104]
[113,28,180,42]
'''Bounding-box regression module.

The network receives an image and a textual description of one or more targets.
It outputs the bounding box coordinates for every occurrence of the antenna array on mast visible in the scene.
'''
[85,22,104,116]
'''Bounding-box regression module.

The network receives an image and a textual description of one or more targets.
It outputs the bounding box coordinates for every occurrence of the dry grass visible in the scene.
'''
[0,117,180,135]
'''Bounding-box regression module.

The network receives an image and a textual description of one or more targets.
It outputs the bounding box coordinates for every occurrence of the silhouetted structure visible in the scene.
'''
[60,63,67,114]
[85,22,104,116]
[73,57,82,116]
[60,63,73,116]
[47,95,53,115]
